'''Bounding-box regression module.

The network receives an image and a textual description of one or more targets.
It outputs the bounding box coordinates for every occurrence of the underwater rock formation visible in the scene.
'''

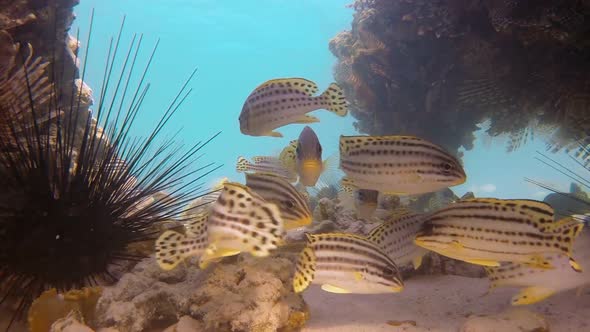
[95,256,308,332]
[332,0,590,156]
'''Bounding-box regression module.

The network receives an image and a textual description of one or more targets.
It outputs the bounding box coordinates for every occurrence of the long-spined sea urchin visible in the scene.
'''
[0,10,220,329]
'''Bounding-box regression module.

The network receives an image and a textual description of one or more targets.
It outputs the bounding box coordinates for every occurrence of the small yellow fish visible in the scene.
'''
[295,126,326,186]
[199,182,284,268]
[339,135,466,195]
[293,233,403,294]
[239,78,347,137]
[415,198,585,270]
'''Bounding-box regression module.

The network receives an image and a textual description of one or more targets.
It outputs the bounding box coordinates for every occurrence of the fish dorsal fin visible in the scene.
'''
[340,176,356,195]
[462,198,556,231]
[293,245,317,293]
[185,211,208,238]
[252,155,280,164]
[367,209,416,244]
[155,230,207,271]
[459,191,475,200]
[255,78,319,96]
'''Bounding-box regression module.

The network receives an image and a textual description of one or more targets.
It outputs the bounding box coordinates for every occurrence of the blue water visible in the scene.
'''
[71,0,582,200]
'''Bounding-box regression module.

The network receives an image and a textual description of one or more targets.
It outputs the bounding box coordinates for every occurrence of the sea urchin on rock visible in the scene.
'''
[0,13,219,329]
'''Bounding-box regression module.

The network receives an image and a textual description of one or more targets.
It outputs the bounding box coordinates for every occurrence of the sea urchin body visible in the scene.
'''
[0,13,219,329]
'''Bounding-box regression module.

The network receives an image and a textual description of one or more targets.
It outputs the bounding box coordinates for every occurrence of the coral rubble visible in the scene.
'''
[95,255,308,332]
[333,0,590,156]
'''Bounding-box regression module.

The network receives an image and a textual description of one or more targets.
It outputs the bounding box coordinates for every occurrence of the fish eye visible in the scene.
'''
[442,162,452,172]
[382,268,394,276]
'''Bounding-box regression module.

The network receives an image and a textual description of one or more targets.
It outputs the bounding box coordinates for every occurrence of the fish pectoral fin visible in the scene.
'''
[198,245,241,269]
[402,173,422,183]
[511,286,555,305]
[569,257,583,272]
[267,131,283,138]
[293,115,320,124]
[463,259,501,267]
[412,255,424,270]
[450,240,464,250]
[524,255,554,269]
[352,271,364,282]
[321,284,352,294]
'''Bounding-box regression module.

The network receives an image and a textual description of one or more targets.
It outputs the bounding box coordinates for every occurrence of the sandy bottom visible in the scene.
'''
[301,275,590,332]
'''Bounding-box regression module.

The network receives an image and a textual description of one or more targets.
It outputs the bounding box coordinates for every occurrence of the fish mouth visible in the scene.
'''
[302,160,322,170]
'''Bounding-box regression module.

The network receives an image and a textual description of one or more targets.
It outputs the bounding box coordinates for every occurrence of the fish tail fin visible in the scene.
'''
[293,245,316,293]
[551,218,585,271]
[320,83,348,116]
[155,230,206,271]
[236,156,250,173]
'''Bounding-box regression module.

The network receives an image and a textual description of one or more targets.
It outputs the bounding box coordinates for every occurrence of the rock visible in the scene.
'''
[50,310,94,332]
[163,316,204,332]
[460,308,550,332]
[95,255,308,332]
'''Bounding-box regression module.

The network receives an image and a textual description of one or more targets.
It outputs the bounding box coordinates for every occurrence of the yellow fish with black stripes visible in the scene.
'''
[414,198,585,270]
[339,135,466,195]
[199,182,285,268]
[239,78,347,137]
[293,232,403,294]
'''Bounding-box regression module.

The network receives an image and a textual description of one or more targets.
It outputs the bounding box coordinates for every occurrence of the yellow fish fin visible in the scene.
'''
[523,254,554,269]
[511,286,555,305]
[319,83,347,116]
[198,245,241,269]
[293,246,316,293]
[402,173,422,183]
[155,230,206,271]
[450,240,464,250]
[267,131,283,138]
[353,271,363,282]
[236,156,250,173]
[412,254,424,270]
[569,257,583,272]
[339,176,356,195]
[255,77,318,95]
[321,284,351,294]
[293,115,320,124]
[463,259,501,267]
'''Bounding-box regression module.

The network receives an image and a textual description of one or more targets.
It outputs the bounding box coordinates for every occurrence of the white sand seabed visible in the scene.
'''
[301,275,590,332]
